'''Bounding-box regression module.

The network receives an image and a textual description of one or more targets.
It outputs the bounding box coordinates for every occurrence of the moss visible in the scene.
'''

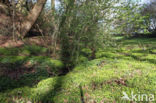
[77,55,88,63]
[0,45,48,56]
[150,49,156,54]
[21,45,47,55]
[81,48,92,57]
[0,48,19,55]
[95,51,116,59]
[20,49,31,56]
[0,56,26,64]
[0,76,18,92]
[0,37,156,103]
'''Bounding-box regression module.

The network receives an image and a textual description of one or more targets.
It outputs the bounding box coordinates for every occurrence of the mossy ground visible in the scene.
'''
[0,37,156,103]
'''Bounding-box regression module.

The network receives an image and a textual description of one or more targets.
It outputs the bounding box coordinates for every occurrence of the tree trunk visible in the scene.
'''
[51,0,55,11]
[17,0,47,38]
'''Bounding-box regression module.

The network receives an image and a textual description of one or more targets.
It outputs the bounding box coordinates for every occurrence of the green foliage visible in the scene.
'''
[0,45,47,56]
[113,0,151,36]
[36,58,64,75]
[0,76,18,91]
[22,45,48,55]
[0,48,19,55]
[77,55,88,63]
[96,50,117,59]
[57,0,118,67]
[0,55,64,76]
[0,0,156,102]
[81,48,92,58]
[0,36,156,103]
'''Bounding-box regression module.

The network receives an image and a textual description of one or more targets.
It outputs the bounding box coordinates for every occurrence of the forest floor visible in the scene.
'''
[0,36,156,103]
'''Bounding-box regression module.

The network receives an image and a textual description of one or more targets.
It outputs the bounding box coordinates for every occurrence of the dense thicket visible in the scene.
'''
[0,0,155,67]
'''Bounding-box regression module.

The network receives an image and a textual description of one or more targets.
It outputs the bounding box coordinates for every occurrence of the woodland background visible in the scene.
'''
[0,0,156,103]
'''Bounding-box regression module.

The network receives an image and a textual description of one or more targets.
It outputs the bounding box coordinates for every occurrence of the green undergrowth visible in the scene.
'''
[0,37,156,103]
[0,45,48,56]
[0,45,64,94]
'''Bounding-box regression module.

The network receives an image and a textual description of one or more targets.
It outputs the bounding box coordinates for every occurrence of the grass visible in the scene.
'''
[0,45,48,56]
[0,37,156,103]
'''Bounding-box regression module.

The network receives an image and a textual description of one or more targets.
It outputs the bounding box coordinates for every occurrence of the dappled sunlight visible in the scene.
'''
[0,0,156,102]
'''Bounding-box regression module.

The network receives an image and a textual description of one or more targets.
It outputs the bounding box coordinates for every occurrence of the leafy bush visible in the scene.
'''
[81,48,92,58]
[0,76,18,92]
[22,45,47,55]
[77,55,88,64]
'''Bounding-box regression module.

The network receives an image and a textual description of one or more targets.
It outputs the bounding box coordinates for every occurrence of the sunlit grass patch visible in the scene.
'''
[0,45,48,56]
[0,37,155,103]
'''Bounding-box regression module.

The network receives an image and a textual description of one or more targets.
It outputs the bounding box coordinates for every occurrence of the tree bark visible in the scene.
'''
[51,0,55,11]
[17,0,47,38]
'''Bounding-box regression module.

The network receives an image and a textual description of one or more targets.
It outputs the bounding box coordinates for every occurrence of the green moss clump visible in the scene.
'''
[81,48,92,58]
